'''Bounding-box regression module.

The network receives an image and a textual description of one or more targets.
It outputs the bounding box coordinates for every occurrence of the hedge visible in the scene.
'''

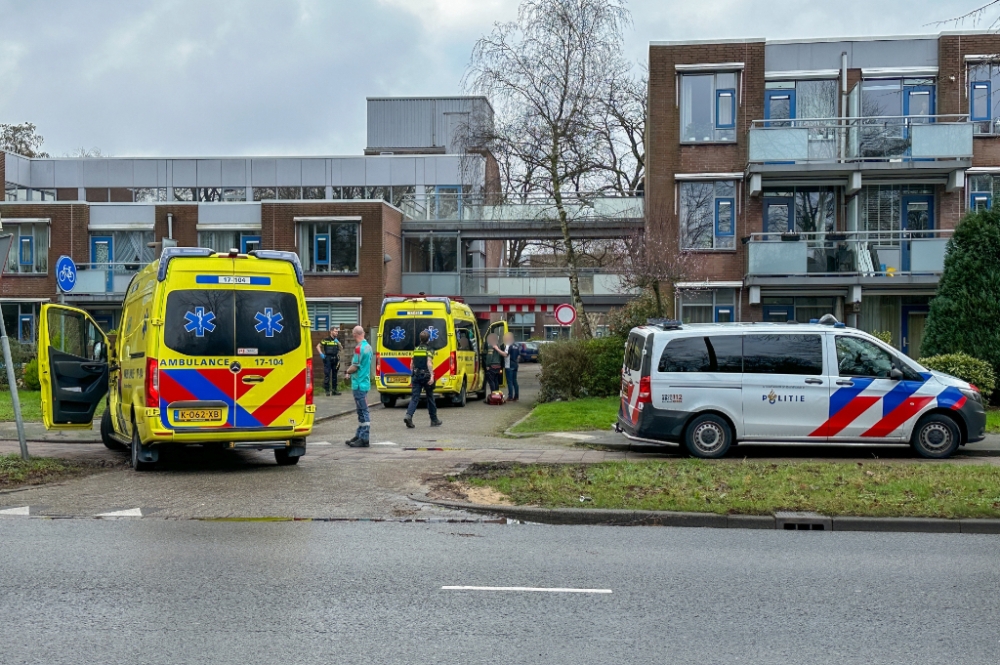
[920,353,996,398]
[539,336,625,402]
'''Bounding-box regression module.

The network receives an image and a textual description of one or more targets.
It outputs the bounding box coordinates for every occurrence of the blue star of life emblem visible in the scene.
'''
[183,307,216,337]
[390,326,407,343]
[424,326,440,342]
[254,308,284,337]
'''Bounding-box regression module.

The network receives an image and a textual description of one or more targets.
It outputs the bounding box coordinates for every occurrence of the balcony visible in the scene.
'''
[745,229,951,287]
[401,268,635,299]
[399,193,644,239]
[66,262,148,299]
[747,116,973,180]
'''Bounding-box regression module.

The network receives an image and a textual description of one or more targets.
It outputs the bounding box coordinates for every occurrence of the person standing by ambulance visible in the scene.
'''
[403,330,443,429]
[344,326,373,447]
[316,327,342,396]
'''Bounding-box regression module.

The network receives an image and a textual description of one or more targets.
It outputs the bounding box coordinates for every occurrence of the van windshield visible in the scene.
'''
[163,290,301,357]
[381,318,448,351]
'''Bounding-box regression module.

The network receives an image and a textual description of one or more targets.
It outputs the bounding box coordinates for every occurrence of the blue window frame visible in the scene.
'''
[971,192,992,211]
[241,235,261,254]
[18,236,33,266]
[315,314,329,331]
[715,89,736,129]
[314,233,330,266]
[18,314,34,343]
[764,89,796,126]
[715,198,735,237]
[714,305,734,323]
[903,85,935,120]
[971,81,992,122]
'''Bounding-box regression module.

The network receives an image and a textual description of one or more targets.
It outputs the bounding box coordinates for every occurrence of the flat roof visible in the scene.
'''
[651,29,997,48]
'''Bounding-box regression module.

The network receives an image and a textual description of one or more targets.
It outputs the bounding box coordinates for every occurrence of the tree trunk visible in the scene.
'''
[551,151,592,338]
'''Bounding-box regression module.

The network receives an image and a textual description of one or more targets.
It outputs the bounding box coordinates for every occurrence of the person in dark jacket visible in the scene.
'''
[316,328,342,396]
[483,333,504,392]
[404,330,443,429]
[496,332,520,401]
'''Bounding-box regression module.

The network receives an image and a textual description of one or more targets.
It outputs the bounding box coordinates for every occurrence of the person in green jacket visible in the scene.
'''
[483,333,504,392]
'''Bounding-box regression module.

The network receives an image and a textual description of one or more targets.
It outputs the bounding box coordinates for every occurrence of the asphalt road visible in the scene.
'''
[1,520,998,664]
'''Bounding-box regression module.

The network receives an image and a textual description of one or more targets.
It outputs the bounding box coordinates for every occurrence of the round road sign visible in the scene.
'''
[55,255,77,293]
[554,303,577,326]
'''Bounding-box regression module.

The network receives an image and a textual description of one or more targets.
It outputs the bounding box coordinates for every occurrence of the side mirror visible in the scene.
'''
[890,368,904,381]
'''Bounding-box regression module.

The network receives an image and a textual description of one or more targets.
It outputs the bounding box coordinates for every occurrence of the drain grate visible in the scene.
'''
[774,511,831,531]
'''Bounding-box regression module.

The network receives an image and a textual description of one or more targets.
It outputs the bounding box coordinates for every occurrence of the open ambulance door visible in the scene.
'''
[487,320,509,390]
[38,304,110,430]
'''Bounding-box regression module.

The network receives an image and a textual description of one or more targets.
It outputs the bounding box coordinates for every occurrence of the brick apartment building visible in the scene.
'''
[647,30,1000,357]
[0,97,500,358]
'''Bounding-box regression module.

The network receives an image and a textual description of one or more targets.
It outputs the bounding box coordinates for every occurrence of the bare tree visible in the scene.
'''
[595,69,646,196]
[465,0,632,338]
[0,122,49,157]
[65,147,106,158]
[931,2,1000,29]
[617,228,694,318]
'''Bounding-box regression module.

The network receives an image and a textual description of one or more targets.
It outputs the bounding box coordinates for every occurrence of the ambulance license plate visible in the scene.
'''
[175,408,222,422]
[385,375,410,384]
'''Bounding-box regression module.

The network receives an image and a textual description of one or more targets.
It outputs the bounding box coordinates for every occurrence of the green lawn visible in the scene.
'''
[987,407,1000,434]
[463,460,1000,519]
[0,453,93,489]
[0,390,105,423]
[511,396,619,434]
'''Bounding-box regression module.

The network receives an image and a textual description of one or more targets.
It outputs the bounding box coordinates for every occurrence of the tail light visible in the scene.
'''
[145,357,159,407]
[305,358,314,405]
[375,352,380,376]
[971,384,980,393]
[637,376,652,405]
[449,351,457,375]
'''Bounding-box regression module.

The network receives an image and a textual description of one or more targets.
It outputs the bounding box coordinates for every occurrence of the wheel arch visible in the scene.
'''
[915,407,967,443]
[682,409,739,443]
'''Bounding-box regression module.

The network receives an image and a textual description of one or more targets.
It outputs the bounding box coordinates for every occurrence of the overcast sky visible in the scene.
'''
[0,0,990,158]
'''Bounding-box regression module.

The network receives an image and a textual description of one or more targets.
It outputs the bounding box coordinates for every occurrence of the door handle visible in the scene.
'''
[805,378,823,385]
[836,380,854,386]
[81,363,106,373]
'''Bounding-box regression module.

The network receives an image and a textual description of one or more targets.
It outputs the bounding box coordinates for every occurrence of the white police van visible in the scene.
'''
[616,317,986,459]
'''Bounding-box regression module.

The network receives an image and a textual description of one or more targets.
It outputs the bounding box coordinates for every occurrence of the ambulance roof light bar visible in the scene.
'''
[248,250,304,285]
[157,246,216,281]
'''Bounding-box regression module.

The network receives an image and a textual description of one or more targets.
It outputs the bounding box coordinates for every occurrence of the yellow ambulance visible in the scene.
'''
[38,247,315,470]
[376,296,507,408]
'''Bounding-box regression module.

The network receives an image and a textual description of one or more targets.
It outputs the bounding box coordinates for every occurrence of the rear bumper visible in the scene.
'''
[616,405,692,443]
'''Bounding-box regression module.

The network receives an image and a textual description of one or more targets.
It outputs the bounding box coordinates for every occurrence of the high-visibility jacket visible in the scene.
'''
[320,337,341,360]
[412,343,433,378]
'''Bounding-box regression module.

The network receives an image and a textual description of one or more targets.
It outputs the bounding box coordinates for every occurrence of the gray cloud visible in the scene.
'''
[0,0,987,157]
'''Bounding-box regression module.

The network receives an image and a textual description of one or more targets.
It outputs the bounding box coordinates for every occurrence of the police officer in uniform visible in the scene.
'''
[404,330,443,429]
[315,327,342,396]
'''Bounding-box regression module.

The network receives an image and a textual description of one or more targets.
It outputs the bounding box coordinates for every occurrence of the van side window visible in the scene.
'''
[658,335,742,373]
[455,321,477,352]
[835,336,894,378]
[744,334,823,375]
[624,334,643,371]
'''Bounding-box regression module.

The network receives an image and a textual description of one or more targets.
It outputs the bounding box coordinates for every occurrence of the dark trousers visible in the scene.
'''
[323,357,340,394]
[505,368,519,399]
[486,367,502,392]
[405,374,438,421]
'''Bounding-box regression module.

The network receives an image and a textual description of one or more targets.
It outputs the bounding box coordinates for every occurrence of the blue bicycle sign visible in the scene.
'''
[55,256,77,293]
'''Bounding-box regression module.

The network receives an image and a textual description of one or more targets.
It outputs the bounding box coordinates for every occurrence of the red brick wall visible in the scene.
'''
[0,150,5,188]
[0,203,90,300]
[383,205,402,295]
[154,205,199,247]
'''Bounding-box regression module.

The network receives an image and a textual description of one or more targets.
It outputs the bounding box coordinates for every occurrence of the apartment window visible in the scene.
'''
[222,188,246,202]
[278,187,301,200]
[762,296,838,324]
[5,223,48,274]
[365,186,389,202]
[969,63,1000,134]
[253,187,276,201]
[89,231,154,269]
[403,234,458,272]
[198,231,240,253]
[342,186,365,199]
[241,235,261,253]
[173,188,195,202]
[303,186,325,200]
[131,188,167,202]
[298,221,359,273]
[680,72,738,143]
[195,188,244,202]
[969,174,999,210]
[391,185,416,208]
[679,181,737,250]
[860,185,934,238]
[33,189,56,201]
[1,303,39,343]
[679,289,735,324]
[761,187,837,234]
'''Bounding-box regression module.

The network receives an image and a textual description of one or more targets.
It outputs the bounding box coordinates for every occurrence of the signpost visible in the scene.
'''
[554,303,577,327]
[0,233,29,460]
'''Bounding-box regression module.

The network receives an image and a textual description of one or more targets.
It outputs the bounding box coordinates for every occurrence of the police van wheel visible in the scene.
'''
[452,380,467,408]
[684,414,732,459]
[130,426,155,472]
[101,409,125,451]
[911,414,960,459]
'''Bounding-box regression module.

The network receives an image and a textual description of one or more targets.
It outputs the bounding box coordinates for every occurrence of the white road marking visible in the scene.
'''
[0,506,30,516]
[371,441,398,446]
[549,432,595,441]
[96,508,143,518]
[310,441,332,446]
[441,586,611,594]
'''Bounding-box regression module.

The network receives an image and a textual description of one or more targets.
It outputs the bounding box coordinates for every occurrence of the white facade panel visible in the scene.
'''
[197,202,262,226]
[341,158,366,186]
[133,160,159,187]
[108,159,133,186]
[275,159,302,185]
[432,156,461,185]
[251,159,277,186]
[172,160,197,186]
[220,159,246,185]
[53,159,82,188]
[366,97,494,151]
[301,159,326,185]
[83,160,110,187]
[329,159,342,186]
[389,157,416,185]
[196,159,222,186]
[414,158,426,185]
[29,160,55,188]
[89,204,156,229]
[365,157,391,184]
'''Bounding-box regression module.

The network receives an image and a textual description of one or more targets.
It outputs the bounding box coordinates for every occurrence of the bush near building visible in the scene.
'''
[922,208,1000,384]
[920,353,996,398]
[539,336,625,402]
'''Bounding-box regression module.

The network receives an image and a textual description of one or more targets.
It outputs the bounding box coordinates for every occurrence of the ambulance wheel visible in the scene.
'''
[101,409,125,451]
[684,414,732,459]
[130,425,155,471]
[274,448,301,465]
[911,414,960,459]
[451,380,467,407]
[381,394,397,409]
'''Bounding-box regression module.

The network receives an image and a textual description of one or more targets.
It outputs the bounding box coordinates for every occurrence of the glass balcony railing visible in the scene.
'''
[401,268,634,297]
[746,230,952,277]
[748,115,973,165]
[399,193,644,223]
[71,262,149,295]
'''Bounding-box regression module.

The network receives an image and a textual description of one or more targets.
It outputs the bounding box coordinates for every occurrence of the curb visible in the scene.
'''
[415,498,1000,534]
[502,410,538,438]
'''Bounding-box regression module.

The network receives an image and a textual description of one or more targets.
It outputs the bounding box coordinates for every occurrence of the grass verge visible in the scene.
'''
[510,396,618,434]
[0,453,101,490]
[462,460,1000,519]
[0,391,105,423]
[987,407,1000,434]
